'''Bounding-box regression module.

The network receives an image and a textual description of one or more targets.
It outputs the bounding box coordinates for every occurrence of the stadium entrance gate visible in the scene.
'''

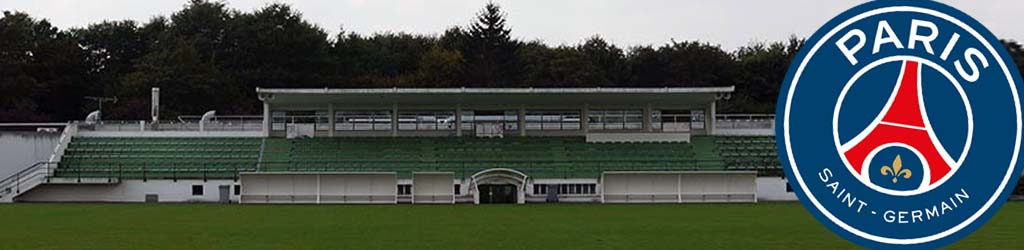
[478,184,517,204]
[470,168,528,204]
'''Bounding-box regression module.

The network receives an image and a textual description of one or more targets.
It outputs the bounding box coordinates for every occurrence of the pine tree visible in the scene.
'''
[464,3,520,87]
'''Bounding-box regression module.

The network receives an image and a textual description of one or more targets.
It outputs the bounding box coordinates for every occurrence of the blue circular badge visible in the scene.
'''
[776,0,1024,248]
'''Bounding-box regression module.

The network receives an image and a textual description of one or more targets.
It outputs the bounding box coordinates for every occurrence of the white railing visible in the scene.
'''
[0,162,58,202]
[77,115,264,132]
[714,114,775,136]
[48,122,78,163]
[176,115,264,131]
[716,114,775,130]
[74,114,777,133]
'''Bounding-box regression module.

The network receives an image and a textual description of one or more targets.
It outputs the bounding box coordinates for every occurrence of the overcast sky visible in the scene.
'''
[1,0,1020,50]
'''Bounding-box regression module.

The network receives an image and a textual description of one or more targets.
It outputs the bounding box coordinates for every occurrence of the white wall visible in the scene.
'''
[412,173,455,204]
[585,132,690,143]
[16,180,237,203]
[240,173,397,204]
[713,128,774,136]
[756,176,798,201]
[602,172,757,203]
[0,132,59,178]
[78,131,261,137]
[14,175,796,203]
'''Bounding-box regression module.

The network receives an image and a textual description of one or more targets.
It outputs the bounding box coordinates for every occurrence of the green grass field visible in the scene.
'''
[0,202,1019,250]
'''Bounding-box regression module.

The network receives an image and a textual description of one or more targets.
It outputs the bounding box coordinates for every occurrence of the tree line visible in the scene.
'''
[2,0,1022,121]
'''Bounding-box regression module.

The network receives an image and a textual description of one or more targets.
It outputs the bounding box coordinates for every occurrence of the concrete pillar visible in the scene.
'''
[327,103,335,137]
[705,101,716,135]
[392,103,399,137]
[262,102,271,137]
[518,106,527,137]
[643,103,653,132]
[581,103,590,134]
[455,104,463,137]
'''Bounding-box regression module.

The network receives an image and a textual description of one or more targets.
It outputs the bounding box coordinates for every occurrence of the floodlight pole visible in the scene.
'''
[84,96,118,122]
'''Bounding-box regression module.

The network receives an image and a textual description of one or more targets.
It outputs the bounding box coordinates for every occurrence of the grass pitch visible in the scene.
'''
[0,202,1019,250]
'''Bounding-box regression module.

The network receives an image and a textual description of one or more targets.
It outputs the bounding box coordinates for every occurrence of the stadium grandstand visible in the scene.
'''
[1,87,795,204]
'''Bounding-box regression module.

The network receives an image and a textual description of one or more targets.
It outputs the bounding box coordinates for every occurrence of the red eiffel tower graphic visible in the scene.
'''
[842,61,951,185]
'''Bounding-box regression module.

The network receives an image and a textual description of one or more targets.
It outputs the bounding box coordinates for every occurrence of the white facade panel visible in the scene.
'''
[602,171,757,203]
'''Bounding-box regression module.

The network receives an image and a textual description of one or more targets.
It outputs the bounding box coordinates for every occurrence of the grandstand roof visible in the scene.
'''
[256,87,734,107]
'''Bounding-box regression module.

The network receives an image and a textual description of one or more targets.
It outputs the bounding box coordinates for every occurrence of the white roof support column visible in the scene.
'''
[327,103,335,137]
[643,103,653,132]
[391,103,399,137]
[262,101,271,137]
[581,103,590,134]
[455,104,463,137]
[705,101,716,135]
[518,106,526,137]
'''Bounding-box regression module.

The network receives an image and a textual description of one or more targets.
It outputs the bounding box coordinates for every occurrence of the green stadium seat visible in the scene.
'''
[58,137,261,180]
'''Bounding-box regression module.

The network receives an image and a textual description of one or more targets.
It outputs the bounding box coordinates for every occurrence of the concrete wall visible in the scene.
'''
[16,180,238,203]
[0,132,60,179]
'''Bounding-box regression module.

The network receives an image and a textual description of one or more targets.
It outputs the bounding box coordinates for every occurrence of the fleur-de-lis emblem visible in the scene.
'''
[880,155,912,183]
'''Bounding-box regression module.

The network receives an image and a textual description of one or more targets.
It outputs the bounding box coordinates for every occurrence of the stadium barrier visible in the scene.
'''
[239,172,397,204]
[601,171,757,203]
[412,172,456,204]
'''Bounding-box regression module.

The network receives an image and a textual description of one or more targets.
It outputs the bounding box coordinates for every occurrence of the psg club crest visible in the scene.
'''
[776,0,1024,248]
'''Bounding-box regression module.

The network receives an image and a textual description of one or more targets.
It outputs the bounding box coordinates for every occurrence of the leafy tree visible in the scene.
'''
[217,3,335,114]
[577,35,628,85]
[9,1,1024,121]
[332,32,436,87]
[660,41,736,87]
[722,37,803,113]
[168,0,235,61]
[519,41,602,87]
[73,20,148,97]
[1002,40,1024,78]
[625,45,669,86]
[413,46,463,87]
[118,37,236,119]
[0,11,88,121]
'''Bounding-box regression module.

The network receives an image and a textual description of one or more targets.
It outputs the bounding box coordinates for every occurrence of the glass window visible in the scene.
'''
[652,110,663,130]
[398,111,455,131]
[459,112,475,131]
[336,111,392,131]
[589,110,643,130]
[526,110,580,130]
[398,184,412,195]
[271,112,286,131]
[315,111,330,131]
[691,110,706,129]
[192,185,204,196]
